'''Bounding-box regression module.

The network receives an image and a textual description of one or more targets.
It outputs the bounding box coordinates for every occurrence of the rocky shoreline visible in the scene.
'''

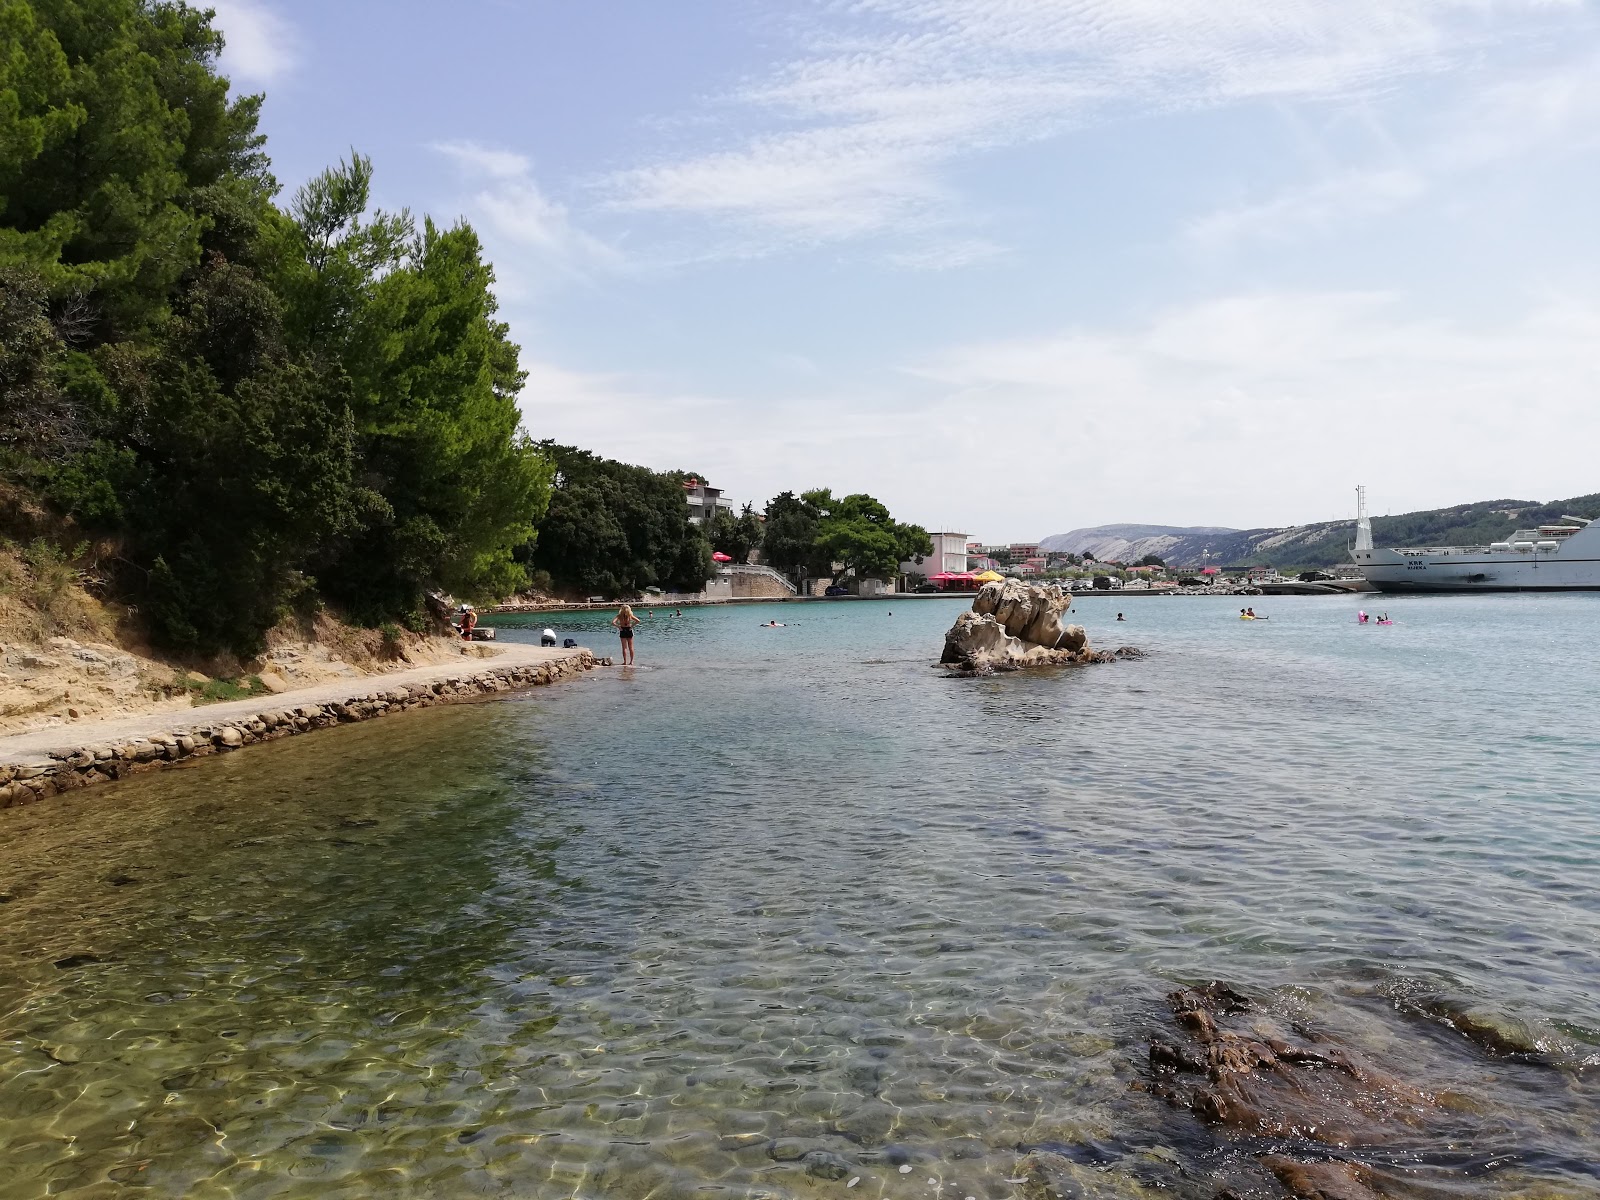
[0,648,599,811]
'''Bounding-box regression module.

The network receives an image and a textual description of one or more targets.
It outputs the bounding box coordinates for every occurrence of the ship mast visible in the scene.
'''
[1354,485,1373,555]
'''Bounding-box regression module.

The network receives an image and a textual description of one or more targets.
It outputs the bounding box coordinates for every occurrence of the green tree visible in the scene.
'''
[117,260,359,654]
[276,157,549,618]
[0,265,69,461]
[0,0,271,333]
[762,490,828,580]
[529,446,712,596]
[814,491,931,583]
[709,502,763,564]
[2,3,554,655]
[1138,554,1165,567]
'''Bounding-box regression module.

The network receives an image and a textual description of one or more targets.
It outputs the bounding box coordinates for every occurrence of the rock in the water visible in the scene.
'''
[1397,994,1548,1061]
[1260,1156,1384,1200]
[942,582,1098,671]
[1149,983,1434,1146]
[803,1150,853,1180]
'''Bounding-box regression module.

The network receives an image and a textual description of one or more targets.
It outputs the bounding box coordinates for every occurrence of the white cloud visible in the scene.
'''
[431,142,622,288]
[607,0,1584,255]
[432,142,532,181]
[514,289,1600,535]
[209,0,297,84]
[1185,168,1427,250]
[1186,52,1600,251]
[901,290,1600,528]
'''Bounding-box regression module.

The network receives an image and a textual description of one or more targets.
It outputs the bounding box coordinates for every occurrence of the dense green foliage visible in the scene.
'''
[762,489,930,584]
[761,490,828,579]
[707,502,763,565]
[527,445,712,596]
[1,2,551,654]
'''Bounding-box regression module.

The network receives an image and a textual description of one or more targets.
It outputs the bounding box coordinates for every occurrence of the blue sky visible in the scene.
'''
[211,0,1600,540]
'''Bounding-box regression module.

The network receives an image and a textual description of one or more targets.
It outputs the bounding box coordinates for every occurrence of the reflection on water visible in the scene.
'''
[1,594,1598,1197]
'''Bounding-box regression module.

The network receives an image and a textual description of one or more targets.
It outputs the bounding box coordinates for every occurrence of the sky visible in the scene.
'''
[208,0,1600,540]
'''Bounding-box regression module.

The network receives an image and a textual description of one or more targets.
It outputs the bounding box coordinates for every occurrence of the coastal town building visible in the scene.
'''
[682,478,734,526]
[1008,543,1042,561]
[900,531,970,578]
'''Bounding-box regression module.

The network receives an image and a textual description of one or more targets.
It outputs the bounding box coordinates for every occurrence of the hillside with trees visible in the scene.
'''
[1,0,549,657]
[1042,493,1600,570]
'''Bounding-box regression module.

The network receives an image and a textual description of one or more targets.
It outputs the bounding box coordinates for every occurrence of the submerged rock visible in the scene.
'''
[1259,1156,1384,1200]
[1149,983,1434,1146]
[1396,993,1550,1061]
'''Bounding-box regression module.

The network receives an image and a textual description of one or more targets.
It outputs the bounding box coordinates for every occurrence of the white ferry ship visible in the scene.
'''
[1351,486,1600,592]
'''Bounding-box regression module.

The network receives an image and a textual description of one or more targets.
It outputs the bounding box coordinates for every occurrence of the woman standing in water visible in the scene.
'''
[612,604,640,665]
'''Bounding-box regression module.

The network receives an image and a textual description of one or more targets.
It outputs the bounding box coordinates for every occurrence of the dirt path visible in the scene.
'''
[0,643,591,763]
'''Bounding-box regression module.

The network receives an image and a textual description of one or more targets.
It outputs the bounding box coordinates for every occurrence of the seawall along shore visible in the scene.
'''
[0,644,600,811]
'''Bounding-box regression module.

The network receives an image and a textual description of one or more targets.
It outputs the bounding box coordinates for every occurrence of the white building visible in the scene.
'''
[682,477,734,526]
[900,531,970,578]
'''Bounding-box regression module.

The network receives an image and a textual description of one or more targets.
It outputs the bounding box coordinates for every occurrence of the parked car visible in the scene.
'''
[914,582,940,593]
[824,585,849,596]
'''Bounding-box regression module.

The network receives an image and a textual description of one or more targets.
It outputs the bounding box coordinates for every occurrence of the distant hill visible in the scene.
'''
[1041,524,1239,561]
[1041,492,1600,570]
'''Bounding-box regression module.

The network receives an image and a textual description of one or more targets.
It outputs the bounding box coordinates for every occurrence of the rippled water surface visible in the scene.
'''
[2,593,1598,1198]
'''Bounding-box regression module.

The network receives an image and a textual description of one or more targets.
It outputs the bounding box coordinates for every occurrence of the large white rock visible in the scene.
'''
[942,582,1091,670]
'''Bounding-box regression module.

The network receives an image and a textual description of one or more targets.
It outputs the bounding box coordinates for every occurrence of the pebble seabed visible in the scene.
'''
[0,650,599,810]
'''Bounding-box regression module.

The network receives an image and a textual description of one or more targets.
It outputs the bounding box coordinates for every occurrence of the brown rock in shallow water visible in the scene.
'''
[1150,984,1434,1147]
[1259,1156,1383,1200]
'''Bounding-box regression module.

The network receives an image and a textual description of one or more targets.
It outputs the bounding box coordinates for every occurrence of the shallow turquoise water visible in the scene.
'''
[1,593,1597,1197]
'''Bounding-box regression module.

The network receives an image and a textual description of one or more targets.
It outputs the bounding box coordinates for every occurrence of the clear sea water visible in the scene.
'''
[1,593,1597,1198]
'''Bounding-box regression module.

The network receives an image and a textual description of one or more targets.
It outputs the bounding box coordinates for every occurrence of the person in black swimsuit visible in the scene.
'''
[612,604,639,665]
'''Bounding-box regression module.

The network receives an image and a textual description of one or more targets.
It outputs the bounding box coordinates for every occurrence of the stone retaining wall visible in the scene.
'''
[0,651,598,811]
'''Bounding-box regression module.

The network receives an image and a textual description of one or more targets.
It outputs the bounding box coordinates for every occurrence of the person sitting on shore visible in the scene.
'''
[612,604,639,665]
[540,628,556,647]
[458,606,478,640]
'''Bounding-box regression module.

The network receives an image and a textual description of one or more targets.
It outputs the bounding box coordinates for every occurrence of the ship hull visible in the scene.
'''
[1357,543,1600,592]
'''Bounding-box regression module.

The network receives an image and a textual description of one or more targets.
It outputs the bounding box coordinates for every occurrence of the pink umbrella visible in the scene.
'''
[712,552,733,562]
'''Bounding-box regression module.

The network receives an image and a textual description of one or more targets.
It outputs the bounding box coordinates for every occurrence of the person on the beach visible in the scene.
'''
[459,606,477,640]
[612,604,639,664]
